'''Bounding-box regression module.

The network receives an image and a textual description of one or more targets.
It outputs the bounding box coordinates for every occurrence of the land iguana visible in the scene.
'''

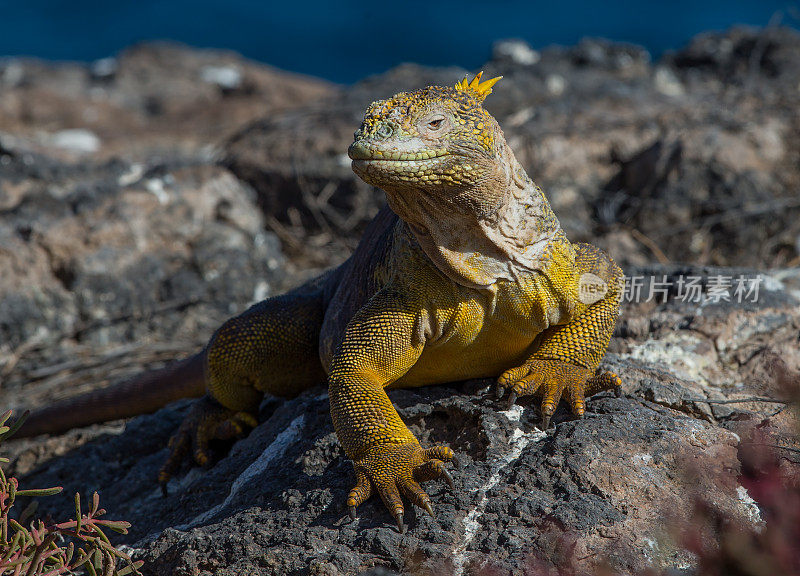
[17,73,624,532]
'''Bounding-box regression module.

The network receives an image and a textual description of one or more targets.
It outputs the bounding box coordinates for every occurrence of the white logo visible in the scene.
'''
[578,273,608,305]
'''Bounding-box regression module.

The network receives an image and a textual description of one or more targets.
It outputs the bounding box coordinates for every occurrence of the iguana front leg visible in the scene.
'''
[328,288,455,532]
[497,243,624,429]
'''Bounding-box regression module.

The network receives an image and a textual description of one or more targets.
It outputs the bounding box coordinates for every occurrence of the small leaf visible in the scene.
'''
[53,519,78,531]
[31,525,42,546]
[8,518,26,533]
[95,520,132,534]
[102,549,115,576]
[15,487,63,497]
[72,550,92,569]
[0,531,23,563]
[0,410,30,440]
[91,523,111,545]
[117,560,145,575]
[18,499,39,525]
[75,492,82,534]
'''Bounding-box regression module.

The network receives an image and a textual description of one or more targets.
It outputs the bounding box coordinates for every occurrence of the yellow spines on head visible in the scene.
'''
[454,71,503,102]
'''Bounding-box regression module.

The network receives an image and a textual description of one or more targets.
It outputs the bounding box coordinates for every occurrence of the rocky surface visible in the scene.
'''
[0,42,333,160]
[0,43,335,407]
[7,265,800,576]
[1,26,800,576]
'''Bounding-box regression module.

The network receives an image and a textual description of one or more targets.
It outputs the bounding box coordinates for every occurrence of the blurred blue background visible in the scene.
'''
[0,0,797,83]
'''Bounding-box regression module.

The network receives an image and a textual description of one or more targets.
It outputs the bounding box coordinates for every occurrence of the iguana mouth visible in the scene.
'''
[352,158,447,168]
[355,156,448,164]
[348,142,449,162]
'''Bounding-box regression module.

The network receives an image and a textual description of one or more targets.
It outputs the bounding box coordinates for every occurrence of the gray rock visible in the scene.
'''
[8,261,798,575]
[492,40,540,66]
[200,65,243,91]
[48,129,101,154]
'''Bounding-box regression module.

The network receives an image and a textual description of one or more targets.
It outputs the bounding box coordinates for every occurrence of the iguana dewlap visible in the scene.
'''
[18,73,623,532]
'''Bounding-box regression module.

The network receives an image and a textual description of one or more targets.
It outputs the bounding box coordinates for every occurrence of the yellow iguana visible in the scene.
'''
[18,73,623,532]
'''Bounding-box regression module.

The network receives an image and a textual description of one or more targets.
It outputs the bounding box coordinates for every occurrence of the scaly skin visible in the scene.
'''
[17,73,623,532]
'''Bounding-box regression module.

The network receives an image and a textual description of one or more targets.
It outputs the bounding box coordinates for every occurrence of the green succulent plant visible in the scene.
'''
[0,410,143,576]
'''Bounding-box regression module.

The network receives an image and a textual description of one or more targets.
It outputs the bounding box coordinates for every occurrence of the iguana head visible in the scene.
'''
[349,72,564,289]
[348,72,503,195]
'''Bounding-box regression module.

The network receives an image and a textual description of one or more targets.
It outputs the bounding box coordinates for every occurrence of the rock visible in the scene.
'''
[200,65,243,91]
[48,129,101,154]
[90,57,118,81]
[491,40,540,66]
[0,148,287,411]
[0,60,25,87]
[653,66,685,97]
[571,37,651,71]
[545,74,567,95]
[5,265,798,576]
[0,42,333,401]
[667,26,800,84]
[0,42,335,161]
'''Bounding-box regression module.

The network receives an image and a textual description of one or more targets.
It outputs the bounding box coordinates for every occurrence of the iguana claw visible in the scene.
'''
[496,360,622,430]
[346,442,455,531]
[395,512,405,533]
[441,468,454,488]
[506,391,518,409]
[158,396,257,492]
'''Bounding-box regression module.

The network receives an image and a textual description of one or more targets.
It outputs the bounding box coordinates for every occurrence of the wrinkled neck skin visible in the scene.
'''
[383,139,564,289]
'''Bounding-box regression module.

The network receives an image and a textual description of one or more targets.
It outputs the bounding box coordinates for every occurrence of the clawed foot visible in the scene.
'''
[496,359,621,429]
[347,442,457,532]
[158,396,258,495]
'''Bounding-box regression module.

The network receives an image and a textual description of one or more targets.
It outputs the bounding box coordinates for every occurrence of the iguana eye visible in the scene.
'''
[420,113,448,136]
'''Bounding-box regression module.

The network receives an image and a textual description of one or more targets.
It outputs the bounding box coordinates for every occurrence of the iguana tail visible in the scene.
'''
[15,352,207,438]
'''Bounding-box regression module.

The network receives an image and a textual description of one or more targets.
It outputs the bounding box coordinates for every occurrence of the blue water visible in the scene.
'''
[0,0,797,83]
